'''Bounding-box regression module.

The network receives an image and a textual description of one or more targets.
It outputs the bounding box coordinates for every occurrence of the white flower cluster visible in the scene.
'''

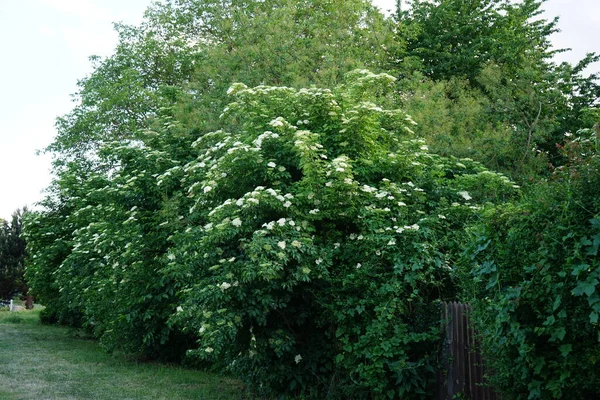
[458,191,472,201]
[262,217,297,231]
[253,131,280,148]
[268,117,287,128]
[218,281,239,291]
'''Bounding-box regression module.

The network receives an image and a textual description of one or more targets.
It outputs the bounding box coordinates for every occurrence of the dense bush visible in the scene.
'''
[461,128,600,399]
[166,70,518,398]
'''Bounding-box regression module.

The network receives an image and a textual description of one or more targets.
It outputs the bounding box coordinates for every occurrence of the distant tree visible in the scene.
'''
[391,0,600,180]
[0,209,27,300]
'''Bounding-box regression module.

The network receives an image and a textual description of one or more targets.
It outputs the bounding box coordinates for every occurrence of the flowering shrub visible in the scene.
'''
[168,70,518,398]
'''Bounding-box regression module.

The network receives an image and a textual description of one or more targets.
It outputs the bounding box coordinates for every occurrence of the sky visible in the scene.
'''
[0,0,598,221]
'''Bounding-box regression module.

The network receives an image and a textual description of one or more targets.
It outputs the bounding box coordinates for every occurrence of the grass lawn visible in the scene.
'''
[0,309,246,400]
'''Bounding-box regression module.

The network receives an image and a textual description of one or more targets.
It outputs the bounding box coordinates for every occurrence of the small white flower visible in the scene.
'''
[292,240,302,248]
[288,220,296,226]
[325,181,333,187]
[232,218,242,227]
[361,185,375,193]
[269,117,285,128]
[357,235,364,240]
[205,347,214,353]
[376,250,381,256]
[204,186,212,193]
[267,162,276,168]
[336,167,345,172]
[277,218,286,226]
[438,215,446,219]
[236,198,244,206]
[356,263,362,269]
[334,242,340,249]
[176,306,183,312]
[387,239,396,246]
[199,326,206,334]
[167,253,176,261]
[277,241,287,249]
[315,258,323,265]
[309,209,320,214]
[344,178,353,185]
[283,201,292,208]
[219,282,232,290]
[295,354,302,364]
[397,202,407,207]
[458,191,472,201]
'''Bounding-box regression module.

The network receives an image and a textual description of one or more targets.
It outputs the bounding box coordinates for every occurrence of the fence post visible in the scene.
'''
[9,299,13,312]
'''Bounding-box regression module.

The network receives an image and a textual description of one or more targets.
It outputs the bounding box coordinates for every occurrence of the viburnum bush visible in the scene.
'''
[167,70,518,398]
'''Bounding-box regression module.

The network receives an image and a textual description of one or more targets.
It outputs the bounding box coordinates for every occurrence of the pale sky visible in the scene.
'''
[0,0,598,220]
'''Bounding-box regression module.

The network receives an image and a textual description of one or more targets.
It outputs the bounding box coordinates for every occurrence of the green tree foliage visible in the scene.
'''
[391,0,600,180]
[460,129,600,399]
[395,0,557,82]
[49,0,392,167]
[0,209,27,299]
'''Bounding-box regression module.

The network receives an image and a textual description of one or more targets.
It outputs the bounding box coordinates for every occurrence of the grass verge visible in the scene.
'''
[0,309,245,400]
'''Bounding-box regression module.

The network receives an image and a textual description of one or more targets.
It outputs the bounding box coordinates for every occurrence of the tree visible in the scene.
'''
[0,209,27,300]
[391,0,600,180]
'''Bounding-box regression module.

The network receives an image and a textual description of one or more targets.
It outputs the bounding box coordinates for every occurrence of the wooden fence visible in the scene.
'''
[437,302,500,400]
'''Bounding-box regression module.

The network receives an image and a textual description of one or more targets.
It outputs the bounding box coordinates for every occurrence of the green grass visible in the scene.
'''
[0,309,246,400]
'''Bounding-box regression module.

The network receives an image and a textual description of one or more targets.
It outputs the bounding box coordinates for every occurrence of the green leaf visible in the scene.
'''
[552,296,561,312]
[573,279,598,297]
[559,344,572,357]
